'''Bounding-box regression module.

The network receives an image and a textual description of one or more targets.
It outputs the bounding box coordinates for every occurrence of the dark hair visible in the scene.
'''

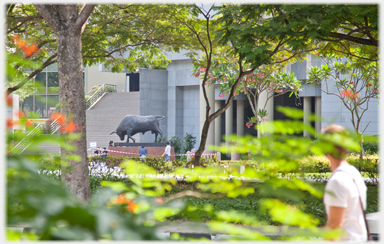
[166,141,170,145]
[141,146,145,148]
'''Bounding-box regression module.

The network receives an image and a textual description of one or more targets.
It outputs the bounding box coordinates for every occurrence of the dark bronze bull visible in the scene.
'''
[110,115,164,143]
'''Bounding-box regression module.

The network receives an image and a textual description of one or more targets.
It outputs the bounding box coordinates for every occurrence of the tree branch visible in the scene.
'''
[34,5,59,32]
[75,4,96,33]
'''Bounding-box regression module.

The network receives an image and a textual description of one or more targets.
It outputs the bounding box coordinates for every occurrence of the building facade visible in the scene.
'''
[20,52,379,153]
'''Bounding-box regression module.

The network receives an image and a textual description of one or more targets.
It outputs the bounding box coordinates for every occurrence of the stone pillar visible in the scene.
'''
[231,152,240,161]
[257,90,274,137]
[225,103,233,149]
[315,96,321,135]
[200,84,215,153]
[236,100,244,137]
[215,100,222,147]
[303,96,312,137]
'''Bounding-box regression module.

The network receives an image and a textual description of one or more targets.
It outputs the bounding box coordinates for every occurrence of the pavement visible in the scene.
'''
[6,222,324,241]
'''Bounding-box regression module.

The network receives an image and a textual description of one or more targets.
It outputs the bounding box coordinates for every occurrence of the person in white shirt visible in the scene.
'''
[322,124,368,241]
[161,141,171,161]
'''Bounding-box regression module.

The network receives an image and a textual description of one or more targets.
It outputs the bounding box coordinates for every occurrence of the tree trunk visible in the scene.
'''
[57,31,90,203]
[34,4,95,202]
[194,119,212,167]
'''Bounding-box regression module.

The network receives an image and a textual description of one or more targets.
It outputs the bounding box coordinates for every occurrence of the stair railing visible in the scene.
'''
[50,116,62,134]
[11,124,42,155]
[11,83,117,154]
[85,83,116,110]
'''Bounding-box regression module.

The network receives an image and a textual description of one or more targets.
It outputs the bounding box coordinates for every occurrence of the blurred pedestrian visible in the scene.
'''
[322,124,370,241]
[161,141,171,161]
[139,145,147,161]
[101,147,108,158]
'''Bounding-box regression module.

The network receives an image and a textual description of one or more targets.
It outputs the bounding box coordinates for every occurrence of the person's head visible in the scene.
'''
[166,141,169,145]
[103,147,106,150]
[321,124,349,161]
[141,146,145,148]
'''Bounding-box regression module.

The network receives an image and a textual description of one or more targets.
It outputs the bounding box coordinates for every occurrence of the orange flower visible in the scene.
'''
[24,43,39,58]
[6,96,13,107]
[25,120,33,128]
[64,121,76,133]
[340,90,358,100]
[340,90,352,98]
[17,111,25,118]
[7,117,13,129]
[50,112,66,124]
[11,35,20,42]
[12,35,39,58]
[128,203,138,213]
[113,194,132,205]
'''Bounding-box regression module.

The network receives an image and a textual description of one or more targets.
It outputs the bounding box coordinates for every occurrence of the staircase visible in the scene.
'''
[86,92,141,152]
[12,84,118,155]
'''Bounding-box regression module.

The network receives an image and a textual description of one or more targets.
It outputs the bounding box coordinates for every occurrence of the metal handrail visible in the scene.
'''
[11,83,117,154]
[85,83,116,110]
[11,124,42,155]
[50,116,62,134]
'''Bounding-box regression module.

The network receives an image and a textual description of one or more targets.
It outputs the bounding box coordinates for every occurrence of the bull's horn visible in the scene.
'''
[155,116,165,120]
[110,130,117,135]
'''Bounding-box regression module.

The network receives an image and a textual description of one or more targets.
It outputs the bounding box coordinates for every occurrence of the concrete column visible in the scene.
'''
[215,100,222,147]
[225,103,233,148]
[236,100,244,137]
[257,90,274,137]
[315,96,321,135]
[200,84,215,153]
[303,96,312,137]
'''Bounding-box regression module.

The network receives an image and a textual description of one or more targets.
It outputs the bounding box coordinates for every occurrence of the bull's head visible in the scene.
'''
[110,130,125,141]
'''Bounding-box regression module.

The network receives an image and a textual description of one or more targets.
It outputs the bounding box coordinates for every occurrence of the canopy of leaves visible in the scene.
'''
[216,4,378,64]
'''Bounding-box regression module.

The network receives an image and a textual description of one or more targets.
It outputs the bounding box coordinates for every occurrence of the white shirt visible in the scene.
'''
[323,164,367,241]
[164,145,171,156]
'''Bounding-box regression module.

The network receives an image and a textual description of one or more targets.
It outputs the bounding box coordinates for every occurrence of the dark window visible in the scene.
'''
[47,72,59,94]
[128,73,140,92]
[35,95,47,117]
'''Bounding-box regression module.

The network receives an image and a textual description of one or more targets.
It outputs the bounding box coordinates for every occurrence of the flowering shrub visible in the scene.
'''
[307,54,379,158]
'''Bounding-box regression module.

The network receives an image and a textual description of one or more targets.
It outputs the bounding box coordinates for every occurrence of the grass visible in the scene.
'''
[161,181,379,227]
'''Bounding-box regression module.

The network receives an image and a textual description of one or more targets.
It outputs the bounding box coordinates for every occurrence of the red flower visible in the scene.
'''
[24,44,39,58]
[193,73,200,78]
[17,111,25,118]
[50,112,66,125]
[200,68,207,73]
[7,117,13,129]
[128,203,138,213]
[6,96,13,107]
[12,35,39,58]
[340,90,352,98]
[25,120,33,128]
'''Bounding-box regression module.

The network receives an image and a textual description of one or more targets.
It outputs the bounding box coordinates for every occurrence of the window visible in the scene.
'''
[20,63,84,118]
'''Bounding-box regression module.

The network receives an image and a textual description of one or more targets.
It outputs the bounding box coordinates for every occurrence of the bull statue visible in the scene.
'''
[110,115,164,143]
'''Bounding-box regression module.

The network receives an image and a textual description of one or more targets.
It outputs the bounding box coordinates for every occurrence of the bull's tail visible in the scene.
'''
[110,130,117,135]
[155,115,165,121]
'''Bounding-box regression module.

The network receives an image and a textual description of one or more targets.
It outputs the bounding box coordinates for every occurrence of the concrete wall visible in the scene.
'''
[320,79,379,135]
[139,68,168,142]
[85,65,127,93]
[182,86,200,149]
[166,59,200,149]
[293,56,379,135]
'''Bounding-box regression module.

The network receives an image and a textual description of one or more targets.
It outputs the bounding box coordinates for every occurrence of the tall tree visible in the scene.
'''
[6,4,195,98]
[33,4,95,202]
